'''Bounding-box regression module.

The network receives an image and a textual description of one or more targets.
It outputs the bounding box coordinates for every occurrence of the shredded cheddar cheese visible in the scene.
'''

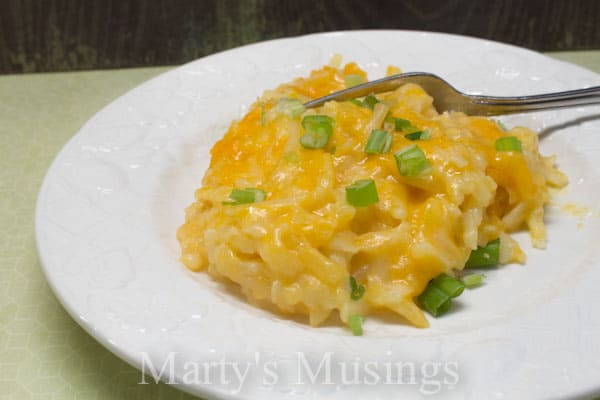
[177,62,567,328]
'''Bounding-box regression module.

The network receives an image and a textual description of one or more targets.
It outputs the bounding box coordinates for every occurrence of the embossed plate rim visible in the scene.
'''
[36,30,600,400]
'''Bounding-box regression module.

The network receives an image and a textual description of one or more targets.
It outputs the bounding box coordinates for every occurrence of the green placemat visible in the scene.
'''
[0,67,197,399]
[1,52,599,400]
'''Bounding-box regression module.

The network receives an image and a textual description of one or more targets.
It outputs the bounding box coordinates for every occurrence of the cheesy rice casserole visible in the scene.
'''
[177,61,567,330]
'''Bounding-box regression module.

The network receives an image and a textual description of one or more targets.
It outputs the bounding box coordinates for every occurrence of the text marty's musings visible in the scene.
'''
[140,352,460,395]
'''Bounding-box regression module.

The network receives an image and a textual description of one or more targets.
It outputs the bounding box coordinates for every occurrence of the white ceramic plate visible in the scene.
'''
[36,31,600,400]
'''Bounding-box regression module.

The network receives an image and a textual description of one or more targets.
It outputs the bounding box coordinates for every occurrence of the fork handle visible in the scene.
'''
[466,86,600,115]
[303,71,600,115]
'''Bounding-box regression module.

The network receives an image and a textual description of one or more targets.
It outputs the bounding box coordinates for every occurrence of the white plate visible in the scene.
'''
[36,31,600,400]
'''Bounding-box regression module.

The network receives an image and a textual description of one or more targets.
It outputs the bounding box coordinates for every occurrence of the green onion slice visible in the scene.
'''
[385,116,419,133]
[365,129,393,154]
[346,95,381,110]
[300,115,335,149]
[276,98,306,117]
[404,132,421,141]
[465,238,500,268]
[394,144,432,177]
[403,125,421,133]
[363,94,380,110]
[382,133,393,152]
[348,315,364,336]
[349,276,366,300]
[385,117,432,140]
[347,99,364,107]
[384,115,431,140]
[392,117,413,131]
[345,179,379,207]
[495,136,522,152]
[420,129,432,140]
[344,74,365,88]
[405,129,432,141]
[418,285,451,317]
[404,131,423,140]
[461,273,485,288]
[223,188,267,205]
[431,273,465,298]
[418,273,465,317]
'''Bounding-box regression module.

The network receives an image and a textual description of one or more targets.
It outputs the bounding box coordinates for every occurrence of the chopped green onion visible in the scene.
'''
[300,115,335,149]
[465,238,500,268]
[344,74,365,88]
[300,133,328,149]
[403,125,420,133]
[394,144,432,177]
[431,273,465,298]
[345,179,379,207]
[393,117,413,131]
[363,94,380,110]
[329,145,337,155]
[347,99,364,107]
[420,129,432,140]
[385,117,431,140]
[346,95,381,110]
[365,129,393,154]
[461,273,485,288]
[417,274,465,317]
[405,129,432,141]
[348,315,364,336]
[386,116,418,132]
[418,285,451,317]
[223,188,267,205]
[418,273,465,317]
[495,136,522,152]
[349,276,365,300]
[276,98,306,117]
[382,133,393,152]
[404,131,424,140]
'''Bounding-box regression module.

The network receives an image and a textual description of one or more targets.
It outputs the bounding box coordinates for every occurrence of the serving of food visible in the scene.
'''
[177,59,568,333]
[36,30,600,399]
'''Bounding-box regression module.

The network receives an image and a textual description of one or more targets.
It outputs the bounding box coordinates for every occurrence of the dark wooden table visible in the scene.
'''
[1,0,599,74]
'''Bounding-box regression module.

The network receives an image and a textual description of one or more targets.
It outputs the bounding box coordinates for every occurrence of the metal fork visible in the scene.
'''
[303,72,600,116]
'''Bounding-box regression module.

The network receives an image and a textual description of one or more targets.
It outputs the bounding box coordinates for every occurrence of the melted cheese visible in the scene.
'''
[177,63,567,328]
